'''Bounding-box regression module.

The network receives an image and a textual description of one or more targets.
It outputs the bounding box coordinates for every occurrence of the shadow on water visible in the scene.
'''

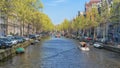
[0,54,15,66]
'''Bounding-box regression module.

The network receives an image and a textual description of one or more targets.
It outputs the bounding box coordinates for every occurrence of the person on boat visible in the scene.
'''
[80,42,88,48]
[82,43,87,47]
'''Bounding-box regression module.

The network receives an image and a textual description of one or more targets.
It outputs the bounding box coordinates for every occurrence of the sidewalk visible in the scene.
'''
[70,36,120,53]
[103,44,120,53]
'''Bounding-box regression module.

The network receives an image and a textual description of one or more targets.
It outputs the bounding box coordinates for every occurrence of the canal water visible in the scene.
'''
[1,37,120,68]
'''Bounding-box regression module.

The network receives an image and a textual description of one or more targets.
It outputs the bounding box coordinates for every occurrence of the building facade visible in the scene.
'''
[0,11,6,36]
[84,0,101,38]
[0,14,33,37]
[85,0,119,42]
[85,0,101,12]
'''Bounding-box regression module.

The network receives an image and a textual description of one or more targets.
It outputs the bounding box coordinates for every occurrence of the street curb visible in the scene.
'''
[103,45,120,53]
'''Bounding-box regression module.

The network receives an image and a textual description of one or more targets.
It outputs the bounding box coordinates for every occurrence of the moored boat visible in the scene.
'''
[16,47,25,54]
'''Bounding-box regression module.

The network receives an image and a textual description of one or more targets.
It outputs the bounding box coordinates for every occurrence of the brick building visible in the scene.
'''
[85,0,101,12]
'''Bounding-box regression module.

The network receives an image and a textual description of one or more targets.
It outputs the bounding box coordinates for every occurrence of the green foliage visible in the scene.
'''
[110,0,120,22]
[0,0,54,35]
[58,8,100,31]
[57,0,119,39]
[57,19,70,31]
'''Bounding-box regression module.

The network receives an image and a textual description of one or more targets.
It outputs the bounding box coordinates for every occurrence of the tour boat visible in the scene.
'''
[80,47,90,51]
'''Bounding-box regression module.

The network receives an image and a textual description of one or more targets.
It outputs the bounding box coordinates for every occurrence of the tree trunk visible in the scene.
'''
[94,28,96,40]
[82,29,85,37]
[14,22,15,35]
[20,21,22,36]
[23,21,25,36]
[27,23,30,37]
[5,16,8,35]
[77,28,79,36]
[35,25,37,34]
[90,28,92,37]
[32,23,35,34]
[87,29,89,37]
[103,23,106,39]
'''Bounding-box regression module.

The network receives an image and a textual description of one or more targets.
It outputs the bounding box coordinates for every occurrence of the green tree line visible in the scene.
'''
[0,0,54,36]
[57,0,120,39]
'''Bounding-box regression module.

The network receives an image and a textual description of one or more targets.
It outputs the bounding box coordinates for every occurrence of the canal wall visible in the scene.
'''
[0,40,33,61]
[103,45,120,53]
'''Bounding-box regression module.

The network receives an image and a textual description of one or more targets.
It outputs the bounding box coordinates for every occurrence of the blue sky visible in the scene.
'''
[42,0,90,25]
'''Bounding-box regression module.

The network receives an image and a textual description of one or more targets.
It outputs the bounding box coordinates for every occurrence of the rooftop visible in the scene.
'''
[86,0,101,7]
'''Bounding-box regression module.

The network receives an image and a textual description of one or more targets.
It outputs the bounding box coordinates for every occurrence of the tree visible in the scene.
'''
[0,0,15,35]
[0,0,53,36]
[110,0,120,23]
[59,19,70,32]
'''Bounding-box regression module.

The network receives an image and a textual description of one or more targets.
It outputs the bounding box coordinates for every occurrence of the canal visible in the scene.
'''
[0,37,120,68]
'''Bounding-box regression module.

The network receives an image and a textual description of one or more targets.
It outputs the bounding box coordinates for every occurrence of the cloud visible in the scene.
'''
[46,0,67,6]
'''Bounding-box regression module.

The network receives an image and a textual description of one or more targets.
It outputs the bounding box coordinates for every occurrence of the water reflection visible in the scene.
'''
[0,37,120,68]
[0,37,50,68]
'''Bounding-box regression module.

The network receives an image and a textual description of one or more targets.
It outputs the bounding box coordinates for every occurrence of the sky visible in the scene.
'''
[42,0,90,25]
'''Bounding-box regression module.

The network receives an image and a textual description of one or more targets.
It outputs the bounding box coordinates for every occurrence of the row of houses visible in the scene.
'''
[77,0,120,42]
[0,14,33,36]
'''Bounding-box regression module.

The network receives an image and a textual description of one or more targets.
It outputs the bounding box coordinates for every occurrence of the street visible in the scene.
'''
[0,37,120,68]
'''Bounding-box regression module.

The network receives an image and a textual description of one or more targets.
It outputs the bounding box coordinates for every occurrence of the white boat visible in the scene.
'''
[35,40,39,43]
[81,47,90,51]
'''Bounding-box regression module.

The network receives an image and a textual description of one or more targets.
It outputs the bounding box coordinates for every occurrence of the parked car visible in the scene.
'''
[100,38,109,44]
[0,38,13,48]
[71,34,76,39]
[0,40,6,49]
[86,37,92,40]
[7,37,18,45]
[29,34,36,39]
[9,38,18,45]
[24,37,30,41]
[14,36,25,43]
[6,35,13,37]
[36,34,40,37]
[39,32,49,36]
[93,42,103,49]
[83,36,93,40]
